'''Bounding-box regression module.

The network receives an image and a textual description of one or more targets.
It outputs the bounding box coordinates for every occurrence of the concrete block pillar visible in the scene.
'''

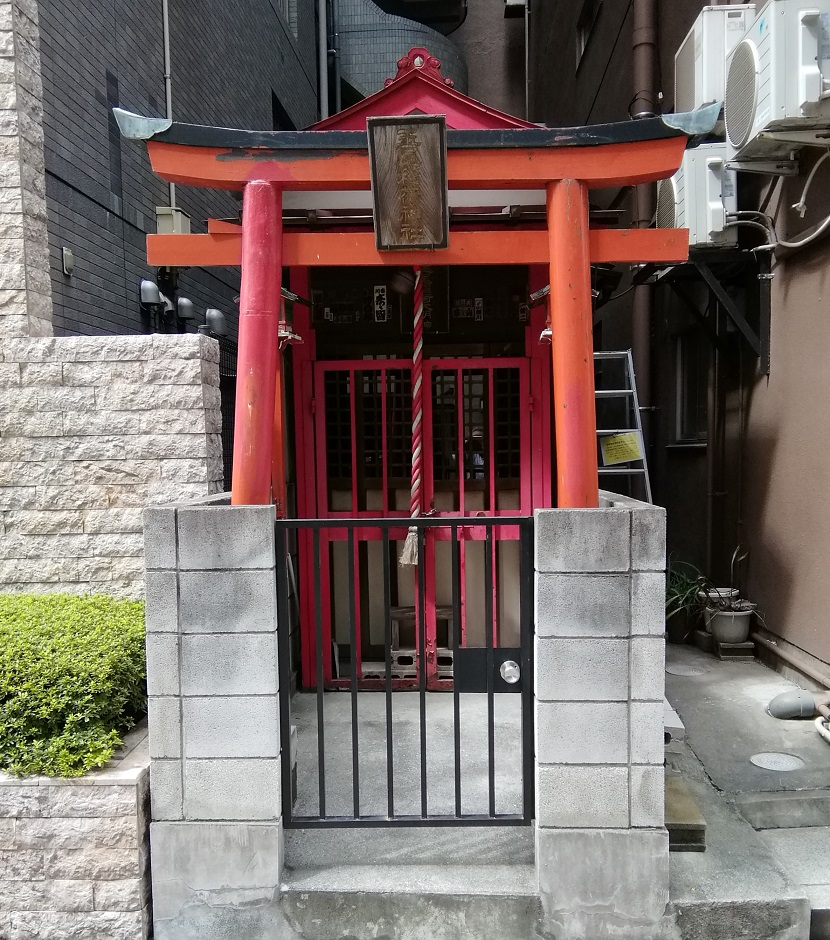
[534,494,669,940]
[144,497,284,940]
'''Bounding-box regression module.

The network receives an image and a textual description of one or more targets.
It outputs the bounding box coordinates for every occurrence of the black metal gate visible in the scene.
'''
[275,516,535,828]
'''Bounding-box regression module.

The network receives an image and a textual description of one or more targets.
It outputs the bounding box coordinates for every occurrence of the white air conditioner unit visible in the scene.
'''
[656,143,738,247]
[724,0,830,173]
[675,5,756,115]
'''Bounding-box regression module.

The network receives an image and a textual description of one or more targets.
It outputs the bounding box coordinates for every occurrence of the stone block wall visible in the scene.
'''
[0,0,52,340]
[0,727,151,940]
[144,498,283,940]
[534,493,669,940]
[0,334,223,597]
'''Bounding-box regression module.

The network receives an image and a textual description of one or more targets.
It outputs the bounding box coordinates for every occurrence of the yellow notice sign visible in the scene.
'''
[600,432,643,466]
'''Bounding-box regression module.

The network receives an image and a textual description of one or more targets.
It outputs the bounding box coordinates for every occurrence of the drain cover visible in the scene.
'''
[750,752,805,771]
[666,663,706,677]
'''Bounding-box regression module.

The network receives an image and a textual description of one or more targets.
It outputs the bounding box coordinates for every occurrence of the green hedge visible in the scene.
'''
[0,594,146,777]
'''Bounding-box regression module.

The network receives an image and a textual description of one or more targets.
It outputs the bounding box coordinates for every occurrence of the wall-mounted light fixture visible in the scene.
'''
[139,278,167,333]
[198,307,228,337]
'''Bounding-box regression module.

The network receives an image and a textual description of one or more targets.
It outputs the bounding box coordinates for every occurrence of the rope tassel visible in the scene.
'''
[399,266,424,566]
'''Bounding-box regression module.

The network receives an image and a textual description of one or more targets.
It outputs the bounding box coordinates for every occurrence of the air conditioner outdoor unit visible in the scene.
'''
[675,5,755,115]
[656,143,738,248]
[724,0,830,173]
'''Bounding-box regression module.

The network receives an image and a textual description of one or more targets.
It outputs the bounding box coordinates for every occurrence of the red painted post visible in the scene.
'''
[546,179,599,508]
[231,180,282,505]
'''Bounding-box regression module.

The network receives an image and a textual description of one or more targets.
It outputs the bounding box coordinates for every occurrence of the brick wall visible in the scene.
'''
[38,0,319,341]
[0,727,150,940]
[0,334,223,597]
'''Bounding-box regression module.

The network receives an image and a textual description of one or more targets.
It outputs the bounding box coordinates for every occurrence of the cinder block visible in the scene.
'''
[631,572,666,636]
[180,634,278,697]
[145,635,180,697]
[150,821,283,922]
[150,761,183,822]
[536,637,628,702]
[536,702,628,765]
[630,637,665,702]
[630,701,664,765]
[182,697,279,759]
[535,508,630,574]
[536,828,669,930]
[179,570,276,633]
[630,765,664,828]
[631,506,666,572]
[145,570,178,633]
[536,765,629,828]
[148,698,181,760]
[536,572,630,638]
[177,506,275,571]
[144,507,176,570]
[183,759,280,821]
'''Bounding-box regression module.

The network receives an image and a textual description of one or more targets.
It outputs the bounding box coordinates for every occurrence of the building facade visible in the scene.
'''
[529,0,830,671]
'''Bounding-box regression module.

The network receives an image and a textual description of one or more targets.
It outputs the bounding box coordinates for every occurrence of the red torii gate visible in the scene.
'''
[116,55,715,510]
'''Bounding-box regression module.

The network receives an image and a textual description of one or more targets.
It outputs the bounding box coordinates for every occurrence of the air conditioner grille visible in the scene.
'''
[725,39,759,149]
[656,178,677,230]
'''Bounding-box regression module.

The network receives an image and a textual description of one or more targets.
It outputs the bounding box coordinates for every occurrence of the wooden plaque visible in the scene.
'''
[368,115,449,251]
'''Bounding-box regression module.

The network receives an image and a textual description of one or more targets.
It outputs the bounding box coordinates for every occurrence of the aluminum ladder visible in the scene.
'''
[594,350,652,503]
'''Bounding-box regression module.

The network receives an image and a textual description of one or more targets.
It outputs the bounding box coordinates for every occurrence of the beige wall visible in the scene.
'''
[740,198,830,664]
[453,0,525,118]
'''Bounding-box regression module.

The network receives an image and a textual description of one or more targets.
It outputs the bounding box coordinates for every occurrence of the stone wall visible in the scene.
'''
[0,333,223,597]
[534,493,669,940]
[0,725,151,940]
[0,0,52,340]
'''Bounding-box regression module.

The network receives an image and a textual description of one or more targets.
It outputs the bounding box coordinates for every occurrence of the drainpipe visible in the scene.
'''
[631,0,658,474]
[525,0,531,121]
[161,0,176,208]
[318,0,329,119]
[328,0,341,114]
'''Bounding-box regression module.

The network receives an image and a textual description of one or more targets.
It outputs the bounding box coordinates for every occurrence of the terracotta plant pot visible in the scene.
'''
[707,607,754,644]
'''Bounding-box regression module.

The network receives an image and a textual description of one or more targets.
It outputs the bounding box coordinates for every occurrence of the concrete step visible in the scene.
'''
[805,884,830,940]
[666,773,706,852]
[668,740,811,940]
[284,824,534,867]
[280,864,540,940]
[733,789,830,830]
[758,828,830,940]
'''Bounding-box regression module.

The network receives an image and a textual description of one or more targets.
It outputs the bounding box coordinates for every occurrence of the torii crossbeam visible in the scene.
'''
[116,91,716,510]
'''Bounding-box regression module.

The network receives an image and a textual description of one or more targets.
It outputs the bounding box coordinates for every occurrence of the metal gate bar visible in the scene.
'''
[276,516,534,828]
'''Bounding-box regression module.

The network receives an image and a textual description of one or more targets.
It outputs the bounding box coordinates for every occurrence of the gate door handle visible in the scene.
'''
[500,660,521,684]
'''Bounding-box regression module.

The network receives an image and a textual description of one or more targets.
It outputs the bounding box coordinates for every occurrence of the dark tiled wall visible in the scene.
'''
[38,0,319,339]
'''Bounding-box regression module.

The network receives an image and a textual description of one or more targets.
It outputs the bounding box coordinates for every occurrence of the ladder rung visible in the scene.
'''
[595,389,634,397]
[593,351,631,360]
[598,467,647,475]
[596,429,639,435]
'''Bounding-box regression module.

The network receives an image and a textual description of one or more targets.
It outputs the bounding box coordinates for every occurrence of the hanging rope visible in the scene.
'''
[399,266,423,566]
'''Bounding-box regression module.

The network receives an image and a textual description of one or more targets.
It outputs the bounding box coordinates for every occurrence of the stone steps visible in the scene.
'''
[283,824,534,868]
[280,864,540,940]
[667,773,707,851]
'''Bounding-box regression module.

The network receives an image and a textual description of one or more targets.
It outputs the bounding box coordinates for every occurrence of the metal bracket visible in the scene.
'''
[694,261,761,357]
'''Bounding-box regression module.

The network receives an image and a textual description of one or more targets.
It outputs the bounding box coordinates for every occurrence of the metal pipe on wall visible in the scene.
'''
[631,0,659,474]
[161,0,176,208]
[318,0,329,119]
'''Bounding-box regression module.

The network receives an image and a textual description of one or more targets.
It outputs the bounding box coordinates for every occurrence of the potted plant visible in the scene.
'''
[665,560,707,644]
[701,547,756,644]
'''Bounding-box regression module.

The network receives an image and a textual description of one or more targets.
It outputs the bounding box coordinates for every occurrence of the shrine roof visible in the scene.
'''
[309,47,536,131]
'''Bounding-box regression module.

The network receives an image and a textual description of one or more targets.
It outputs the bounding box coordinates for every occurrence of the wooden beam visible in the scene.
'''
[147,136,687,191]
[147,227,689,268]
